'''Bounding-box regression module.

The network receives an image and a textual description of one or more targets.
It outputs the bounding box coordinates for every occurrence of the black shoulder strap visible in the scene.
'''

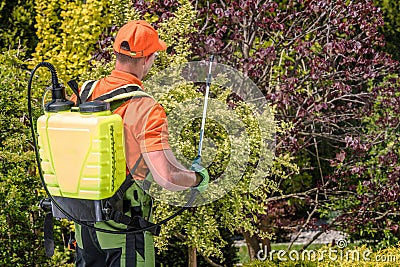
[80,80,96,103]
[94,84,143,101]
[80,81,152,111]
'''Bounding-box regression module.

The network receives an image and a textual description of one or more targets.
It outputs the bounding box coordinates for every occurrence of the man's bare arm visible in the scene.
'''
[142,149,201,191]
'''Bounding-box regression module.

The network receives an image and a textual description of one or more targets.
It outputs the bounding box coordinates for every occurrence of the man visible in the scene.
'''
[71,20,209,267]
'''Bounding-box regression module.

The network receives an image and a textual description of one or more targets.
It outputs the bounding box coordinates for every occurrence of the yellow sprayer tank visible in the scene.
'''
[37,101,126,201]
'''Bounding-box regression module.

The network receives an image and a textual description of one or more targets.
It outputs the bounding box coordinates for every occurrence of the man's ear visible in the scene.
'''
[144,55,151,65]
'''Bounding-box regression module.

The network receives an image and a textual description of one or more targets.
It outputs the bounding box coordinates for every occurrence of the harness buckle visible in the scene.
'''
[102,202,113,220]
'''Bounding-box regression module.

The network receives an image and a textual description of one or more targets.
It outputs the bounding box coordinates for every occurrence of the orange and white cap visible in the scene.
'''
[113,20,167,58]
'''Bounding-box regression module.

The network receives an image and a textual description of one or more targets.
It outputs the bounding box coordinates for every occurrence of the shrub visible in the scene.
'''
[0,0,37,56]
[32,0,112,81]
[0,50,72,265]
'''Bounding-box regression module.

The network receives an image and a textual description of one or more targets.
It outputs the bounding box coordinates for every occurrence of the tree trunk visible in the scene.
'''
[242,230,260,261]
[260,219,272,257]
[188,246,197,267]
[261,238,271,257]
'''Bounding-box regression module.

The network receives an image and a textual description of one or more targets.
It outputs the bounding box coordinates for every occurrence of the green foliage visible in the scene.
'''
[0,0,37,56]
[374,0,400,61]
[109,0,141,26]
[32,0,112,81]
[32,0,65,61]
[0,50,72,266]
[0,49,41,266]
[155,0,198,66]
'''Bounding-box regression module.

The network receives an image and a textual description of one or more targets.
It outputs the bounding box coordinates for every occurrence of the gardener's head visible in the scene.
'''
[114,20,167,79]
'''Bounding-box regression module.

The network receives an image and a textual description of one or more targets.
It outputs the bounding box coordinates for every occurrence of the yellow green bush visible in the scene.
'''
[32,0,112,81]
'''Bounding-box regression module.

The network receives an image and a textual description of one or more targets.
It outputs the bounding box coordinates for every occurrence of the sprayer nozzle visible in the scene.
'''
[46,83,74,112]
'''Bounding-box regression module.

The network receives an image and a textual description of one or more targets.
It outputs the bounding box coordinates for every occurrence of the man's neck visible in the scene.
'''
[115,63,143,80]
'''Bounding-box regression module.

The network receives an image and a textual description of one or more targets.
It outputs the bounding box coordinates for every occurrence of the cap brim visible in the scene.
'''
[157,39,167,51]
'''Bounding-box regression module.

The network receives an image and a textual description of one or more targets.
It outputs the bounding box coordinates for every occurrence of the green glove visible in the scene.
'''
[190,157,209,193]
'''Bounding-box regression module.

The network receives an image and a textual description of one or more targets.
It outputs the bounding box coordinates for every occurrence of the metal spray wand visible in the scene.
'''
[196,55,214,161]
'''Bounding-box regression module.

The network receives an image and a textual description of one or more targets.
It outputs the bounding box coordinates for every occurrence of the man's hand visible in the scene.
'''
[190,156,209,193]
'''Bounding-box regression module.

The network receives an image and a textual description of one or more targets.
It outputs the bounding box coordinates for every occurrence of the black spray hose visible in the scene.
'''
[28,62,55,190]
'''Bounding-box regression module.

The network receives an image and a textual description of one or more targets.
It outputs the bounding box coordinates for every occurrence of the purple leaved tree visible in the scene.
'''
[188,0,398,259]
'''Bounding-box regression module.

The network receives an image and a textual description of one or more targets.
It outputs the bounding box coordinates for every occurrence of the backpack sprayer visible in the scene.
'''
[28,62,161,257]
[28,57,214,256]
